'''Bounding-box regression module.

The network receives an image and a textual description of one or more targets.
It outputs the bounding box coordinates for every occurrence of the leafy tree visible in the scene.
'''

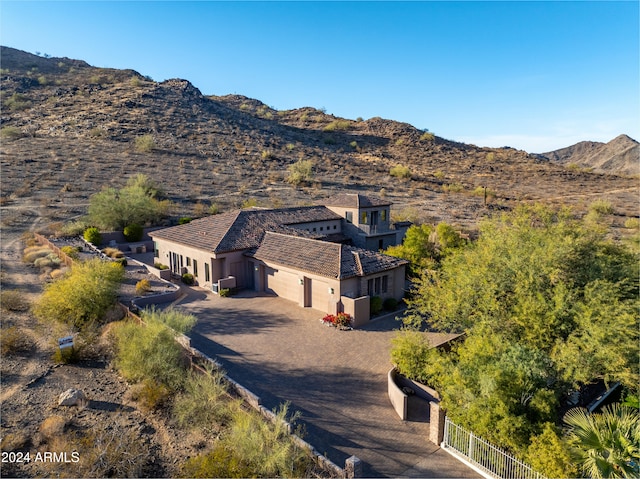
[564,404,640,479]
[526,423,578,478]
[87,175,169,230]
[83,227,102,245]
[33,259,124,330]
[123,223,143,242]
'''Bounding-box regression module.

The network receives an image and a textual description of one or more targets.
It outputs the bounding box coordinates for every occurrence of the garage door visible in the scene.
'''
[311,279,329,312]
[265,267,299,303]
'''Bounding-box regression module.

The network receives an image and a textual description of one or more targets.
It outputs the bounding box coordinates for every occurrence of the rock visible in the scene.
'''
[58,388,87,407]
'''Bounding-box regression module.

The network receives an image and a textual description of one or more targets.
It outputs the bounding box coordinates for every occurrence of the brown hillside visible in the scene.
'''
[1,46,638,230]
[541,134,639,176]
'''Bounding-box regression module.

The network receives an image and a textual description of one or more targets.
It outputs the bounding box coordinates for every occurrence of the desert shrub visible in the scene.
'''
[323,120,350,132]
[390,165,412,179]
[1,290,30,312]
[39,415,67,441]
[60,245,79,260]
[115,258,128,266]
[370,296,383,315]
[123,223,143,242]
[143,307,197,334]
[135,279,151,295]
[383,297,398,311]
[34,254,61,269]
[182,273,195,285]
[154,262,169,270]
[113,320,186,390]
[102,247,124,259]
[624,218,640,229]
[473,186,496,199]
[486,152,496,161]
[442,183,464,193]
[134,134,155,152]
[219,288,231,297]
[433,170,445,179]
[129,378,171,411]
[182,403,310,478]
[287,159,314,186]
[33,259,124,330]
[0,126,24,140]
[589,199,614,215]
[52,345,80,364]
[50,268,68,280]
[241,197,259,208]
[173,369,232,434]
[23,246,51,264]
[5,93,31,111]
[60,220,89,236]
[420,131,435,141]
[178,217,192,224]
[261,150,274,159]
[1,326,31,355]
[209,203,220,215]
[83,227,102,245]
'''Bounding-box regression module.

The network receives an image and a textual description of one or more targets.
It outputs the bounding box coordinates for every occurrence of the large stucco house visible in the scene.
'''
[149,194,409,325]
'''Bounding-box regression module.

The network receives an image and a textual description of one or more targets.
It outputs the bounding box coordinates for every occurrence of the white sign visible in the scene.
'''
[58,336,74,350]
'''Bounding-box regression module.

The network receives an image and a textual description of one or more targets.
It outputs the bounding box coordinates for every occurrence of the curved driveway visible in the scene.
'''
[176,288,477,478]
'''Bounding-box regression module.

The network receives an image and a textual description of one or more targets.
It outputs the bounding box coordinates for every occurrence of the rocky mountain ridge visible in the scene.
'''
[1,46,637,229]
[540,134,639,176]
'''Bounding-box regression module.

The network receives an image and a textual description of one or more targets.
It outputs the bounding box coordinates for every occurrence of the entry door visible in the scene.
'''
[303,277,312,307]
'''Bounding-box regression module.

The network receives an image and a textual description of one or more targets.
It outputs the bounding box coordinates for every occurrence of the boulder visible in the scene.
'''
[58,388,87,407]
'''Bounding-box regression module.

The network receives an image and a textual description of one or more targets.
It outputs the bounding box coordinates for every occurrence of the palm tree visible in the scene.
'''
[564,404,640,478]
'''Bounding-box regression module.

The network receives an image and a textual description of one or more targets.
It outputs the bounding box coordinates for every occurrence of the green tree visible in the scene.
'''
[564,404,640,479]
[526,423,578,478]
[87,175,169,230]
[33,259,124,330]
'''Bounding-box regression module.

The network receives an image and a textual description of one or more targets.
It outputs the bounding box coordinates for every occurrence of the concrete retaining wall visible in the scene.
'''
[388,368,409,420]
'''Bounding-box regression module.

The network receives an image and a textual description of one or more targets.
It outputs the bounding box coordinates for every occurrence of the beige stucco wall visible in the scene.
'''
[153,238,215,288]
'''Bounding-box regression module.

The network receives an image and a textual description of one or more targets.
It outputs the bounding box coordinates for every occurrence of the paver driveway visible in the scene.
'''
[175,288,478,478]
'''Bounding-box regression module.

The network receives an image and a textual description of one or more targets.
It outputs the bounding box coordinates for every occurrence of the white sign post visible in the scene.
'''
[58,336,74,350]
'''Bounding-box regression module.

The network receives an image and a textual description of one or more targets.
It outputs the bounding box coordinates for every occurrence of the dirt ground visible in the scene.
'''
[0,213,213,478]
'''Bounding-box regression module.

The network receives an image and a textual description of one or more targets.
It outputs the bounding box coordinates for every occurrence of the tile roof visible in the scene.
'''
[252,232,408,279]
[149,206,342,253]
[323,193,391,208]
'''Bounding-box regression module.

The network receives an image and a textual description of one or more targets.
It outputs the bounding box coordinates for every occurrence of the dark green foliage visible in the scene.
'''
[394,204,639,461]
[123,223,143,242]
[383,297,398,311]
[370,296,383,315]
[83,227,101,245]
[181,273,194,285]
[178,217,192,225]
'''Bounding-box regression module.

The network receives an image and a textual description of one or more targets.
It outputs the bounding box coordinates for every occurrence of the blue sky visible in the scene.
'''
[1,1,638,152]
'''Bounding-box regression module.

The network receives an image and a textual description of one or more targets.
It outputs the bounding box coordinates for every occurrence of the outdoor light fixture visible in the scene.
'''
[328,287,334,294]
[298,279,304,285]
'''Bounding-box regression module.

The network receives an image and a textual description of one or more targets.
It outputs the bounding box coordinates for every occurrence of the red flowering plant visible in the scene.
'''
[322,312,352,329]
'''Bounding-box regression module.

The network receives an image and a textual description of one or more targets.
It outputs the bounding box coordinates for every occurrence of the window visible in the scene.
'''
[205,263,210,282]
[193,259,198,278]
[333,225,337,230]
[186,257,191,267]
[374,277,381,295]
[313,227,317,232]
[153,242,159,258]
[382,275,388,294]
[320,226,324,231]
[345,211,353,223]
[361,211,368,224]
[180,255,184,268]
[367,279,373,296]
[381,209,387,222]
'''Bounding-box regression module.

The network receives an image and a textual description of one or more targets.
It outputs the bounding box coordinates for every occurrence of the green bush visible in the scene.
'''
[219,288,231,297]
[135,279,151,295]
[33,259,124,330]
[0,126,24,140]
[178,217,192,225]
[1,326,31,355]
[420,131,435,141]
[182,273,195,285]
[143,307,197,334]
[589,199,614,215]
[287,159,314,186]
[134,134,155,153]
[370,296,383,315]
[123,223,143,242]
[383,297,398,311]
[129,379,170,411]
[173,369,232,434]
[390,165,411,179]
[323,120,351,132]
[154,263,169,270]
[113,320,186,391]
[83,227,102,245]
[60,245,79,260]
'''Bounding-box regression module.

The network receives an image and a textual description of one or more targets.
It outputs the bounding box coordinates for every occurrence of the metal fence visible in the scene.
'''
[442,417,546,479]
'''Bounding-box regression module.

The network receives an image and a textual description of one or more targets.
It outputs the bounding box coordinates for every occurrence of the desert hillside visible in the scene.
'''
[540,134,639,176]
[1,46,637,230]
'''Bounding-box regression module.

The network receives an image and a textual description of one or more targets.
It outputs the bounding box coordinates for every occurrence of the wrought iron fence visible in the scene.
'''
[442,417,546,479]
